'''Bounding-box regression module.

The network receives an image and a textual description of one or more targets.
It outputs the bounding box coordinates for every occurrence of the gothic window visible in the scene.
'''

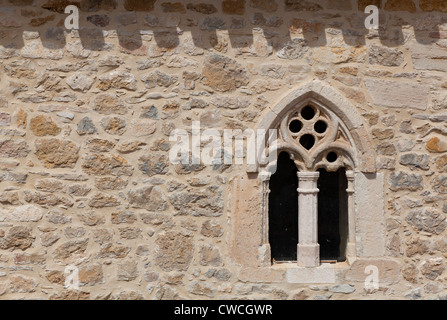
[262,102,357,267]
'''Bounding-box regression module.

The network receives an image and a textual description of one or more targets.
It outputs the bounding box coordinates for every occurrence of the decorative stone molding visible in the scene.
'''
[249,81,377,174]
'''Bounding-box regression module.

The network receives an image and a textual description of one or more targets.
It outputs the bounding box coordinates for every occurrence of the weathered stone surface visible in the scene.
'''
[98,71,138,91]
[405,237,430,257]
[77,117,97,135]
[79,264,104,286]
[46,210,72,224]
[138,154,169,176]
[365,79,429,110]
[421,258,445,280]
[93,94,127,115]
[40,231,61,247]
[124,0,156,11]
[116,141,146,154]
[100,117,127,135]
[141,70,178,89]
[200,17,227,30]
[87,14,110,27]
[186,3,217,14]
[188,281,216,298]
[390,172,423,191]
[9,275,37,293]
[140,213,174,231]
[88,192,120,208]
[198,244,223,267]
[78,211,105,226]
[65,227,86,239]
[201,220,224,238]
[53,239,88,262]
[119,227,142,240]
[285,0,322,11]
[82,154,134,176]
[30,115,61,137]
[46,270,65,285]
[427,137,447,153]
[0,205,43,222]
[384,0,416,12]
[277,38,308,60]
[202,53,249,92]
[25,191,74,207]
[128,186,169,211]
[406,208,447,235]
[222,0,245,15]
[411,40,447,72]
[117,260,139,281]
[399,154,430,170]
[68,184,92,197]
[111,211,137,225]
[130,119,157,137]
[169,186,223,217]
[95,177,128,191]
[21,40,64,60]
[432,175,447,194]
[85,138,116,153]
[249,0,278,12]
[368,45,404,67]
[35,139,79,168]
[0,140,30,158]
[420,0,447,12]
[154,230,194,271]
[97,243,130,259]
[0,226,35,251]
[66,73,94,92]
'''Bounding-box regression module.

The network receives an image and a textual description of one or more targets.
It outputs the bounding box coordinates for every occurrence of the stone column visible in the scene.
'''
[345,170,356,259]
[297,172,320,268]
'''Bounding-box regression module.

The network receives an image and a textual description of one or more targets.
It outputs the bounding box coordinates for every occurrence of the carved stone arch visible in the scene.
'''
[249,80,376,174]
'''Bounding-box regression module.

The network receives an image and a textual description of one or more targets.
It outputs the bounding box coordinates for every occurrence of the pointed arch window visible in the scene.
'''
[260,101,358,267]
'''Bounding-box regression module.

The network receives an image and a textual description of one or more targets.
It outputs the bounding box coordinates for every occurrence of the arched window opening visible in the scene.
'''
[260,99,359,267]
[318,168,348,263]
[268,152,298,262]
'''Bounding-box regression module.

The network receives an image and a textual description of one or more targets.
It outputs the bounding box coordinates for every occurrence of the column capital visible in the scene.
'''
[297,171,320,181]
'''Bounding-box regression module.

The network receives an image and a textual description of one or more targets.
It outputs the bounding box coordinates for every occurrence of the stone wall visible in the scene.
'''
[0,0,446,300]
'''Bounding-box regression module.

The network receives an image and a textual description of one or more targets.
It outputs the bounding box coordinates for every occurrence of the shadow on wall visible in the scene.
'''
[0,0,446,52]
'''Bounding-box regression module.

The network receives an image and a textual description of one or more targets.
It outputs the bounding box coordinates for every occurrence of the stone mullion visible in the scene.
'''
[297,172,320,268]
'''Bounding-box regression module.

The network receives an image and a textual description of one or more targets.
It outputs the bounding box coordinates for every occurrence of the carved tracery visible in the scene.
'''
[270,101,356,173]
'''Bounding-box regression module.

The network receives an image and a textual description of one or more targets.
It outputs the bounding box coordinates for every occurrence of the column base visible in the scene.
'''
[346,242,356,257]
[258,244,271,267]
[346,243,357,265]
[297,244,320,268]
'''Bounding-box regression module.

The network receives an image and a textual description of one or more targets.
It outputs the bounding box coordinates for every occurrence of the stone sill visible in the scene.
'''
[272,261,351,284]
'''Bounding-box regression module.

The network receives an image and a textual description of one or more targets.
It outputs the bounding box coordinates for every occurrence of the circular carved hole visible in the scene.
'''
[300,134,315,150]
[314,121,328,134]
[327,152,338,163]
[301,106,316,120]
[289,119,303,134]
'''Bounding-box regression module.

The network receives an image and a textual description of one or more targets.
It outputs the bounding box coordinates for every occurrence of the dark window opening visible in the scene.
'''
[289,119,303,134]
[317,168,348,263]
[301,106,316,120]
[300,134,315,150]
[269,152,298,262]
